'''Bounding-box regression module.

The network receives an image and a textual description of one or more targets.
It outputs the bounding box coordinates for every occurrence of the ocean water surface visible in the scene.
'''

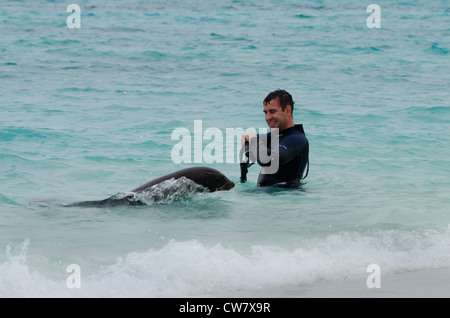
[0,0,449,297]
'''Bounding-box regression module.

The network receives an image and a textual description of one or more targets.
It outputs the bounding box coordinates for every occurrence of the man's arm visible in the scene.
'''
[244,133,306,167]
[241,132,257,145]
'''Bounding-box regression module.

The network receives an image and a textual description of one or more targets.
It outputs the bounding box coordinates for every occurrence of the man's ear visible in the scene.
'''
[285,105,292,116]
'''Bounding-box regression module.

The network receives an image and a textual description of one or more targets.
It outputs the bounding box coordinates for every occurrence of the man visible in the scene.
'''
[242,89,309,187]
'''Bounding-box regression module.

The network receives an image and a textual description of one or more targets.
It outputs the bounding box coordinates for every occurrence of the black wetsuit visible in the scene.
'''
[249,124,309,187]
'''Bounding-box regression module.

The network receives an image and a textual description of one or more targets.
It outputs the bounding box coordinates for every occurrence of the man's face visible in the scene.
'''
[263,98,292,131]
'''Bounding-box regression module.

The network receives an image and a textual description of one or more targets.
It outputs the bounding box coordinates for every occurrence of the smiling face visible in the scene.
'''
[263,98,294,132]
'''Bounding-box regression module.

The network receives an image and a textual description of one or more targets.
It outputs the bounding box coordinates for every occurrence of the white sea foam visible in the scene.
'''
[137,177,207,204]
[2,227,450,297]
[110,177,208,205]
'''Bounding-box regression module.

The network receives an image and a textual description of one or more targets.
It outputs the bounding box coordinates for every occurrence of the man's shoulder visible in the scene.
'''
[283,127,308,140]
[281,131,308,148]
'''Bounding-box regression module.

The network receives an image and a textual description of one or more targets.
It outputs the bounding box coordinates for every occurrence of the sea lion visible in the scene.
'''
[66,167,235,207]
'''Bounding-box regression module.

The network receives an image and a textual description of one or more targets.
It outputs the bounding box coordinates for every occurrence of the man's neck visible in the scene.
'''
[280,123,295,132]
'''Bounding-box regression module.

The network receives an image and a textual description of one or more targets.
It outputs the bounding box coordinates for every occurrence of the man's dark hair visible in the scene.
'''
[263,89,295,112]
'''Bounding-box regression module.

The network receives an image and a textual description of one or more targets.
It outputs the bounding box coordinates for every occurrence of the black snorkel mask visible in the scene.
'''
[239,141,254,183]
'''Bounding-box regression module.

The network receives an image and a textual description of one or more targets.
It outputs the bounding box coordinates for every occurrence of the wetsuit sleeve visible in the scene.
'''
[250,133,307,167]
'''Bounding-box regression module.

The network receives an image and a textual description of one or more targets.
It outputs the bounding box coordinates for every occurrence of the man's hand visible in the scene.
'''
[241,133,257,146]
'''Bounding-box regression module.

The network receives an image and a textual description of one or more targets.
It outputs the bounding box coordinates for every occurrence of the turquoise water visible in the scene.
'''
[1,0,449,297]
